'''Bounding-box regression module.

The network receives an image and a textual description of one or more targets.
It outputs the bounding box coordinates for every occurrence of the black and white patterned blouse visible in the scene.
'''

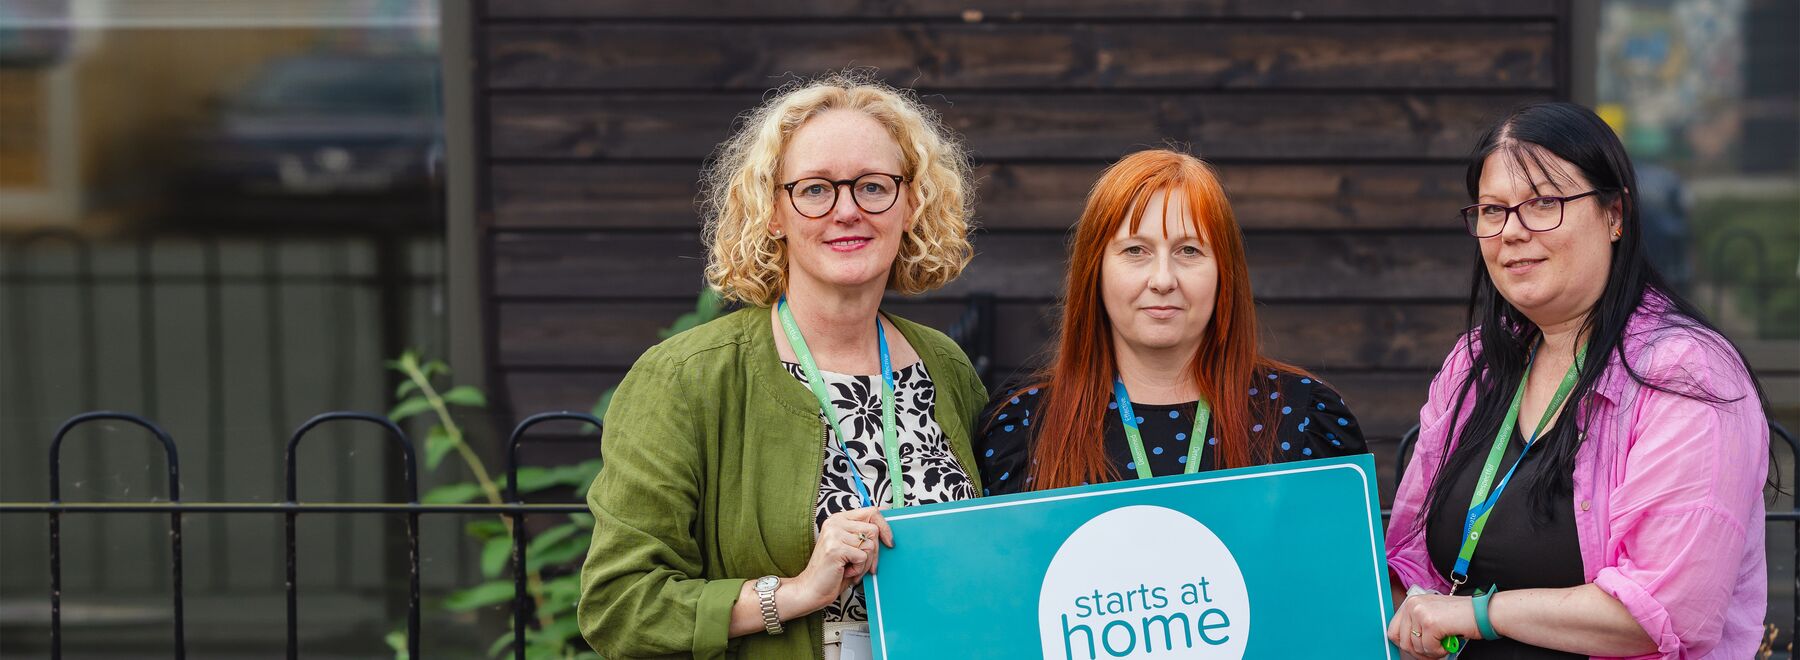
[782,360,977,623]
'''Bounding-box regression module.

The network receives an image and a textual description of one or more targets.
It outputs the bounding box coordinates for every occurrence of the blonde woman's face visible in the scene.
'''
[771,110,912,298]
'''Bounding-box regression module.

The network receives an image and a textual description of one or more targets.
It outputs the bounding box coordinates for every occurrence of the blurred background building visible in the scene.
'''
[0,0,1793,657]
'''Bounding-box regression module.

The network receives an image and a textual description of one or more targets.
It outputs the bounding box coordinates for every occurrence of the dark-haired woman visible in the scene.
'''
[975,149,1367,495]
[1385,102,1771,658]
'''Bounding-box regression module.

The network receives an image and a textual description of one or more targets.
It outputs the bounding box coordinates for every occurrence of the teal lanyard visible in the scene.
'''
[777,297,905,510]
[1450,343,1587,591]
[1112,377,1211,479]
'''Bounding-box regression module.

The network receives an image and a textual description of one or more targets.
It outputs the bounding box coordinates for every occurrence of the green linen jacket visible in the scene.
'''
[577,306,988,659]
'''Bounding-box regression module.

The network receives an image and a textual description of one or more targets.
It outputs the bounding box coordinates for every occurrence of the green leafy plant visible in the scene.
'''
[383,289,726,659]
[384,352,601,659]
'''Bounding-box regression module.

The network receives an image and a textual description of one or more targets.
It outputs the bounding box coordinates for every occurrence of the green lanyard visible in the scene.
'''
[777,297,905,510]
[1112,377,1211,479]
[1450,343,1587,592]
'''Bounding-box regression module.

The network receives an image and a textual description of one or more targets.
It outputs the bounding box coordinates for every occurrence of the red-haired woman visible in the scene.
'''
[977,149,1367,494]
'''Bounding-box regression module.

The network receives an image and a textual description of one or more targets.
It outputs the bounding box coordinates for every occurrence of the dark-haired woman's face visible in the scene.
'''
[1475,148,1621,327]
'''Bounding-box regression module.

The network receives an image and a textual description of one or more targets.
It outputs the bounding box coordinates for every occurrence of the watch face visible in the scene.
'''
[756,576,779,591]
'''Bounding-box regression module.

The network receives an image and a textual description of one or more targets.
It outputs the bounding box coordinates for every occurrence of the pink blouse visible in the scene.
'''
[1386,298,1770,659]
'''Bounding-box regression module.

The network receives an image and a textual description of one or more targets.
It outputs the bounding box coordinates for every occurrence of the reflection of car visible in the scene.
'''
[177,53,441,223]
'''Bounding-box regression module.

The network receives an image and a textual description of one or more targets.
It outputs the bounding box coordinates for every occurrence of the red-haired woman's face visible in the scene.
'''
[1100,190,1219,359]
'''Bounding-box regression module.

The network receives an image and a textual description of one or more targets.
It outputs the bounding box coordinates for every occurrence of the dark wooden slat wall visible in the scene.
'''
[473,1,1569,503]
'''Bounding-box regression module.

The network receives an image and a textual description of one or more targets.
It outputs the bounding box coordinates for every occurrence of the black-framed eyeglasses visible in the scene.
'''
[779,173,907,219]
[1459,190,1605,238]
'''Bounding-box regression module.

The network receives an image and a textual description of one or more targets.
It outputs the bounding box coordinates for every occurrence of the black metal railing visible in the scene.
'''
[1,409,597,660]
[4,411,1795,657]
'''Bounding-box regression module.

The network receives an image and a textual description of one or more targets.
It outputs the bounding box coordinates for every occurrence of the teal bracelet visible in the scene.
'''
[1472,586,1502,640]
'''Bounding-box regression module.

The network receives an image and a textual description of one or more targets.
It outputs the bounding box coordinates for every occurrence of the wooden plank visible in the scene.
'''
[491,231,1475,300]
[491,163,701,229]
[487,92,1544,161]
[485,23,1554,91]
[489,162,1472,231]
[504,370,625,420]
[496,300,1466,371]
[486,0,1559,20]
[498,301,694,366]
[1313,371,1432,442]
[491,231,711,299]
[979,162,1471,231]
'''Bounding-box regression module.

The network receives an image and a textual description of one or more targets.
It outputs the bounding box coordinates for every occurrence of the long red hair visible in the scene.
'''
[1023,149,1306,490]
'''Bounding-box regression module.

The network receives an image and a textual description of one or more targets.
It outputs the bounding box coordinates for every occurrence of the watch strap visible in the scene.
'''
[756,576,784,635]
[1472,585,1501,640]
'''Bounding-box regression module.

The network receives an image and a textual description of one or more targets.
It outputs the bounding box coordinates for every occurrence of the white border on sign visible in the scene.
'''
[864,461,1396,660]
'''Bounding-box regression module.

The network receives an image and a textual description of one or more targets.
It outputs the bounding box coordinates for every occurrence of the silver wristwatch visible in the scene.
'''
[754,575,784,635]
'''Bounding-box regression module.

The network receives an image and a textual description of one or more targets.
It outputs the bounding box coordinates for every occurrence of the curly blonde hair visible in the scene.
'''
[700,71,976,306]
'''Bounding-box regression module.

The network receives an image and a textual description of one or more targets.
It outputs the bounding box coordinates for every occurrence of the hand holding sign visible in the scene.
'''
[791,506,894,610]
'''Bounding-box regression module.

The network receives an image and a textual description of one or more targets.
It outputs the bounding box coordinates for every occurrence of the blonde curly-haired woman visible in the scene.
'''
[577,73,986,660]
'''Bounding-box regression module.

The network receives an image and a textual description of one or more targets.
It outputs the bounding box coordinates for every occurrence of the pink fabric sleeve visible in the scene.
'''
[1591,335,1767,658]
[1384,337,1475,594]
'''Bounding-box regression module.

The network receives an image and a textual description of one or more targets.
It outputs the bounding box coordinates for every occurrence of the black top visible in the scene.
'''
[975,370,1368,495]
[1425,418,1584,659]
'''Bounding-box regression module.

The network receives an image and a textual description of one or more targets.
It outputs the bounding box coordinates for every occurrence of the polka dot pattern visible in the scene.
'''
[974,370,1368,496]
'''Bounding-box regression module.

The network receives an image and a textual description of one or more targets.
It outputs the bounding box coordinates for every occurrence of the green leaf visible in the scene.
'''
[542,572,581,596]
[388,396,434,423]
[536,579,579,618]
[485,630,516,659]
[442,385,487,408]
[385,350,417,373]
[514,466,558,494]
[553,459,603,489]
[466,519,507,540]
[423,359,450,378]
[526,524,580,555]
[422,482,484,504]
[568,512,595,528]
[424,426,458,471]
[481,534,514,578]
[385,628,409,660]
[539,617,581,644]
[526,532,589,573]
[443,580,516,612]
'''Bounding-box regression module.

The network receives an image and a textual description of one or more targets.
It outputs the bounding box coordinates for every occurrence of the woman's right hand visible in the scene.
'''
[787,507,894,613]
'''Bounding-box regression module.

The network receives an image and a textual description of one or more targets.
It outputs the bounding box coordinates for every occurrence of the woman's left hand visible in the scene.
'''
[1387,593,1478,658]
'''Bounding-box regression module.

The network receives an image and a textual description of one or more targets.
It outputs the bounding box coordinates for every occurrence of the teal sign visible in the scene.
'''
[864,454,1396,659]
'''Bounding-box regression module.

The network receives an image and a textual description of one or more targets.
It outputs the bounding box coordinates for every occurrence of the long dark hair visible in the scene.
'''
[1419,102,1772,528]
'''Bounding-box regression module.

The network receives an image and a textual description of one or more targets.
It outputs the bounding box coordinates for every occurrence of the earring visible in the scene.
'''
[1612,228,1622,239]
[772,231,785,240]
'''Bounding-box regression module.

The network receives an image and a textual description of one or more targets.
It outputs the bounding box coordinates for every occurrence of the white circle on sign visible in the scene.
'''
[1038,505,1250,660]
